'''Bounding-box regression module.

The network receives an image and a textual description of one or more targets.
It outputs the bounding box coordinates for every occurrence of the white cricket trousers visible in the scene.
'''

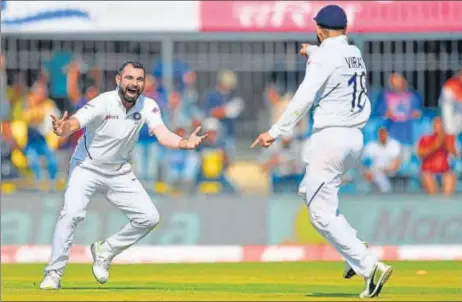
[299,127,378,278]
[44,163,160,275]
[371,169,392,193]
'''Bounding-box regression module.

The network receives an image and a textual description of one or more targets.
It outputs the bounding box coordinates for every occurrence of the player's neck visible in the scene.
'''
[118,90,137,112]
[121,99,136,112]
[323,34,345,41]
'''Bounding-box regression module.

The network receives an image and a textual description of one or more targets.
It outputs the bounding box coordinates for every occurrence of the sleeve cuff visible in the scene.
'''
[268,127,281,139]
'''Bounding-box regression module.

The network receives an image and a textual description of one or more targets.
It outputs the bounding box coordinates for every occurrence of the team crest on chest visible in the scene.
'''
[133,112,142,121]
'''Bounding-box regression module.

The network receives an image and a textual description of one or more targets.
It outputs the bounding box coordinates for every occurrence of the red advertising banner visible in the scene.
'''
[199,1,462,33]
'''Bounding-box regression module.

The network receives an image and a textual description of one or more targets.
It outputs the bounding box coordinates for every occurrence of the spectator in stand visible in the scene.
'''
[156,89,195,183]
[1,54,20,179]
[181,69,203,129]
[67,60,100,148]
[132,75,167,183]
[165,89,194,130]
[196,117,236,194]
[1,54,9,121]
[440,71,462,138]
[362,128,401,193]
[152,58,187,98]
[4,69,29,175]
[40,50,74,114]
[156,70,203,188]
[204,70,244,159]
[143,74,167,110]
[260,133,305,194]
[7,71,28,121]
[417,117,459,196]
[1,135,20,180]
[164,124,201,194]
[165,71,204,131]
[22,82,60,189]
[376,73,422,162]
[67,60,101,109]
[265,88,307,137]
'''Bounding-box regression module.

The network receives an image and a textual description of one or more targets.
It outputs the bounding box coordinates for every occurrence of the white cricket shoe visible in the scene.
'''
[360,262,393,298]
[40,270,61,290]
[90,241,114,284]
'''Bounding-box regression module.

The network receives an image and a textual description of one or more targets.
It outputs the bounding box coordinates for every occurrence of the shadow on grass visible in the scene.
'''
[62,287,161,290]
[306,292,358,298]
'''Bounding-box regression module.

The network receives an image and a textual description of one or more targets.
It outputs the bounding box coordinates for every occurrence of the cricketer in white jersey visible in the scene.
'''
[251,5,392,299]
[40,61,207,290]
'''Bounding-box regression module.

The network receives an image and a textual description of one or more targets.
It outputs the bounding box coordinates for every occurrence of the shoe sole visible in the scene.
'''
[40,286,60,290]
[90,243,105,284]
[343,268,356,279]
[370,266,393,298]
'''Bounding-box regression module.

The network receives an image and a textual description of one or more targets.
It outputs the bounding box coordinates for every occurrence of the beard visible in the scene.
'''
[119,85,141,103]
[316,34,322,45]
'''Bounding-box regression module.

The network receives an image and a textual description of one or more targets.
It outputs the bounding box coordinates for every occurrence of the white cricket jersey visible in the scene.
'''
[363,139,401,170]
[71,89,164,175]
[269,35,371,138]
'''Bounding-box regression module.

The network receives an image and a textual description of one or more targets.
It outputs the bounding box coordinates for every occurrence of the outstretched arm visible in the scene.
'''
[299,43,320,58]
[151,125,207,150]
[268,55,334,139]
[251,54,333,149]
[145,101,207,150]
[53,95,105,137]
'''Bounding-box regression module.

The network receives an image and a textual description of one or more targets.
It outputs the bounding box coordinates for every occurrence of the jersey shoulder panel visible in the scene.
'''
[141,95,161,111]
[98,90,118,100]
[92,90,117,109]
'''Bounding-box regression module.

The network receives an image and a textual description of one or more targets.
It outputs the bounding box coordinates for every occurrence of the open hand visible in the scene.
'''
[50,111,69,136]
[251,131,275,149]
[181,126,208,149]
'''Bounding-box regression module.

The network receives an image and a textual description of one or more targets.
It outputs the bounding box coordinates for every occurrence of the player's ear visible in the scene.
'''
[115,74,121,87]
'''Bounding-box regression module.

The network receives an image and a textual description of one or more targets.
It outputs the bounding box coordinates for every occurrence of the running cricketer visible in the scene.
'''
[251,5,392,299]
[40,61,207,290]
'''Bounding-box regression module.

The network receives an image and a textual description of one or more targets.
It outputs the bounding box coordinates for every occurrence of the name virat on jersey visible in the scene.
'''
[345,56,365,69]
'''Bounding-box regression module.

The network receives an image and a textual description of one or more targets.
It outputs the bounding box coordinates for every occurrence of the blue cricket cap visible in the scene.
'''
[313,5,347,29]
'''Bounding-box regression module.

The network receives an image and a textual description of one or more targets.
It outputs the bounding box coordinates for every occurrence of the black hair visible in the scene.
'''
[118,60,145,76]
[317,24,346,31]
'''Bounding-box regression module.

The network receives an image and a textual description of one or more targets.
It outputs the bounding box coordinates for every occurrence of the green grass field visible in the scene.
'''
[2,261,461,301]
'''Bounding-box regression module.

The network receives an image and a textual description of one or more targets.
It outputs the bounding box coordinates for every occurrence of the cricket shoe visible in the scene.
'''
[343,241,368,279]
[360,262,393,298]
[90,240,114,284]
[40,270,61,290]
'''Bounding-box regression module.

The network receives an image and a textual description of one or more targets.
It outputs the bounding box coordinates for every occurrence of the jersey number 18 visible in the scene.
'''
[348,72,367,112]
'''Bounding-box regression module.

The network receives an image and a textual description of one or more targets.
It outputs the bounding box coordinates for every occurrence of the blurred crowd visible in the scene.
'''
[1,50,462,196]
[1,51,243,195]
[260,71,462,196]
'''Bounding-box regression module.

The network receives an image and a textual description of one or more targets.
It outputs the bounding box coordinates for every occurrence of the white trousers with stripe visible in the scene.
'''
[44,163,159,275]
[299,127,378,278]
